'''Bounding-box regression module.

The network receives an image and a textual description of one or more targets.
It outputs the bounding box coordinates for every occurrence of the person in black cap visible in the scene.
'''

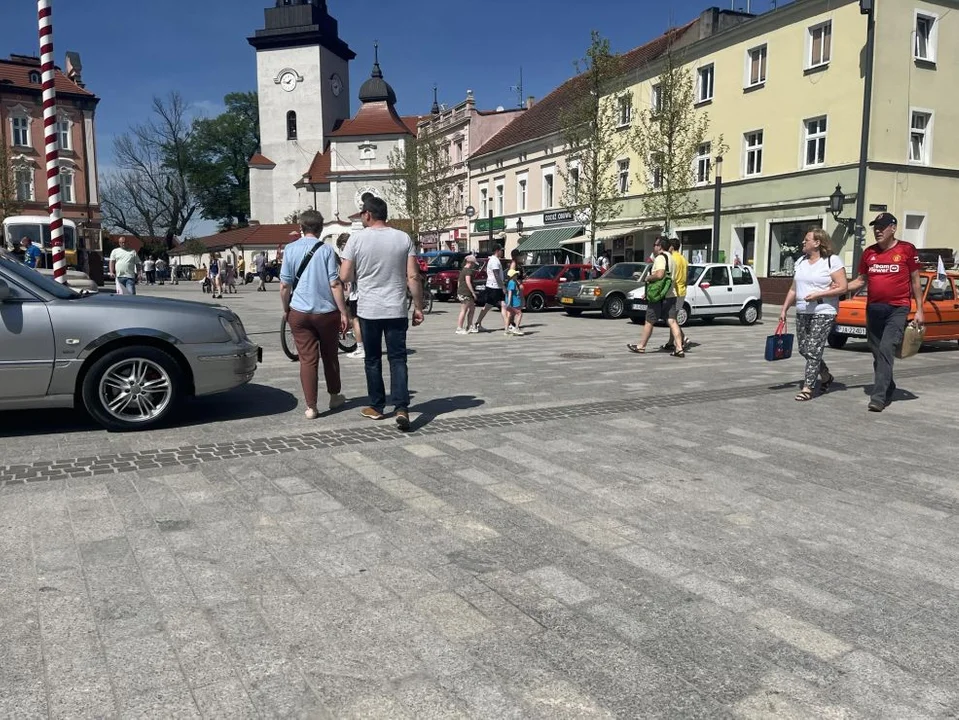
[846,212,924,412]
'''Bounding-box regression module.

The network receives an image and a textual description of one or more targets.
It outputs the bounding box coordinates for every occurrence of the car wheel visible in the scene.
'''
[526,292,546,312]
[827,332,848,350]
[602,295,626,319]
[81,346,183,431]
[565,309,583,317]
[739,302,760,325]
[676,303,690,327]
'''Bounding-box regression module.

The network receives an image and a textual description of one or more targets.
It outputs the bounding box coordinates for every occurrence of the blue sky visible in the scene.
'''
[1,0,785,232]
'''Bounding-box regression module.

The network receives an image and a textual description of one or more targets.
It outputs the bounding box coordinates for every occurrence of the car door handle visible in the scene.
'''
[726,287,733,292]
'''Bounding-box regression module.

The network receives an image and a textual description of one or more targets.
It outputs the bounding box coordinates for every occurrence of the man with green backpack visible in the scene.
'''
[627,237,686,357]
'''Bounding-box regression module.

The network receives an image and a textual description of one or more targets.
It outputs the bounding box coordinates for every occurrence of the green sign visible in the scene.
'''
[473,217,506,233]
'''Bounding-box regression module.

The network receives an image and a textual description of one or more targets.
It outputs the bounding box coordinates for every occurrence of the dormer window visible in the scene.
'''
[29,71,41,84]
[286,111,297,141]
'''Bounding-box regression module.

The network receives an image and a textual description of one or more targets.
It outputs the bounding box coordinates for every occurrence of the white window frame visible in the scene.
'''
[696,64,715,103]
[568,163,581,202]
[516,173,528,211]
[744,130,764,177]
[56,116,72,152]
[694,142,711,186]
[11,115,30,148]
[648,154,663,191]
[457,183,465,211]
[495,180,505,216]
[806,20,832,69]
[909,108,933,165]
[616,94,632,127]
[617,158,631,194]
[803,116,827,169]
[14,165,35,202]
[914,11,939,63]
[902,211,928,248]
[479,184,489,216]
[542,168,555,208]
[60,166,75,203]
[455,139,464,162]
[745,44,767,88]
[650,83,662,114]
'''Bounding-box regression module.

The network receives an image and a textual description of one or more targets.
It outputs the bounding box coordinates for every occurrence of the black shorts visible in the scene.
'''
[347,299,358,316]
[646,296,677,323]
[484,288,506,307]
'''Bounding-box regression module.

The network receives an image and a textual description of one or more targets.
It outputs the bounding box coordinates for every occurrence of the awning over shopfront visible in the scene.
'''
[517,225,584,253]
[593,225,658,242]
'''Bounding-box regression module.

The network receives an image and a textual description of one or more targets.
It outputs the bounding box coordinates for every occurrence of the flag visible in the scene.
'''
[937,255,947,281]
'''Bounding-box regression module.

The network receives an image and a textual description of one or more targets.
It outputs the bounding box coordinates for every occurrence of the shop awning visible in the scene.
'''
[517,225,584,253]
[593,225,658,242]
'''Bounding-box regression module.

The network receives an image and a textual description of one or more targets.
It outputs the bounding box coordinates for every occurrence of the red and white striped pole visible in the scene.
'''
[39,0,65,283]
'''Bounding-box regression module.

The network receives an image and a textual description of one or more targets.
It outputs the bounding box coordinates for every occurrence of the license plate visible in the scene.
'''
[560,297,574,304]
[632,302,647,312]
[835,325,867,336]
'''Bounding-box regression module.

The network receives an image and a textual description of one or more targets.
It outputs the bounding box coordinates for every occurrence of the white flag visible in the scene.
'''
[937,255,947,281]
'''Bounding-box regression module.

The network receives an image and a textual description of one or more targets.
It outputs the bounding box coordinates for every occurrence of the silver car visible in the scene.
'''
[0,255,260,431]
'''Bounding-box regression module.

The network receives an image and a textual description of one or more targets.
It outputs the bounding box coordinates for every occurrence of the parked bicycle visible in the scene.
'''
[280,316,358,362]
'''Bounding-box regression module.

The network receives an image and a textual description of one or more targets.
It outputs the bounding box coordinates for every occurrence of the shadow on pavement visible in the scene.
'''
[0,383,298,437]
[409,395,485,432]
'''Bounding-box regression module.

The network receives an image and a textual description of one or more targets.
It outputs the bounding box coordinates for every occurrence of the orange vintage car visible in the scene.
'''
[828,268,959,349]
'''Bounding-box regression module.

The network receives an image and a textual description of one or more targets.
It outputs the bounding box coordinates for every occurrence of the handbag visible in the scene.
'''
[645,253,672,302]
[764,320,794,362]
[896,321,925,359]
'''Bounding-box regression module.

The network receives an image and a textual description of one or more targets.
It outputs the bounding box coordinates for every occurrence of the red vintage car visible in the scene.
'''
[520,263,593,312]
[427,255,493,302]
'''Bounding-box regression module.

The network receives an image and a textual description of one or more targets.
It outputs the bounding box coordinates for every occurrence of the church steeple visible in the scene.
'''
[358,43,397,105]
[249,0,355,60]
[431,85,440,116]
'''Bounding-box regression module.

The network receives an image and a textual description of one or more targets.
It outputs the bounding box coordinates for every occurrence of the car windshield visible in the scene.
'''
[604,263,647,280]
[529,265,562,280]
[428,255,457,267]
[688,265,705,284]
[0,254,80,299]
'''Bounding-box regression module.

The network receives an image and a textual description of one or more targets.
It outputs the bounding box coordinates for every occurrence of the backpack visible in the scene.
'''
[645,253,673,302]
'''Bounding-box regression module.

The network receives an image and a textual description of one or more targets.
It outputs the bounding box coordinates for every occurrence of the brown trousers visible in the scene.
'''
[288,309,341,408]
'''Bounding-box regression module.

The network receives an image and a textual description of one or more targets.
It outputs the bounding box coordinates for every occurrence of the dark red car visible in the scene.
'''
[520,263,593,311]
[427,254,494,302]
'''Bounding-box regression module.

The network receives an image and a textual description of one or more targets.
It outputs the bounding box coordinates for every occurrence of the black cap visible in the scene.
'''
[869,212,898,228]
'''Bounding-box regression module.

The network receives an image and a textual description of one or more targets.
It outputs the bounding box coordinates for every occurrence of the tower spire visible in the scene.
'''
[371,41,382,78]
[431,84,440,116]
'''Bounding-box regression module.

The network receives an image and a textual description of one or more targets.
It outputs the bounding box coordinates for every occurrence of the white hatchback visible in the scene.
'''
[627,263,763,326]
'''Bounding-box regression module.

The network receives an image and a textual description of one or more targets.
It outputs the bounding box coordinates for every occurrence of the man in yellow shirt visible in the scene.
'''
[662,237,690,351]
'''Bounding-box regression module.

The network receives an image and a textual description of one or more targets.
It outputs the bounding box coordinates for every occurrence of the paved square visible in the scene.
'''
[2,283,959,717]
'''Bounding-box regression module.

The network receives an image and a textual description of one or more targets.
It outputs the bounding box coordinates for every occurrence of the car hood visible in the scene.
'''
[78,293,230,314]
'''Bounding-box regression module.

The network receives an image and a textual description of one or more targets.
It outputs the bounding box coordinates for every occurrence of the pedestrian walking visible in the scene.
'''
[778,228,848,401]
[846,213,924,412]
[473,246,509,333]
[335,234,365,358]
[662,237,691,352]
[109,236,141,295]
[143,256,157,285]
[339,195,424,430]
[171,256,180,285]
[505,268,525,335]
[20,237,42,269]
[155,257,167,285]
[254,251,268,291]
[280,210,348,419]
[225,259,238,294]
[455,255,479,334]
[237,254,246,283]
[209,254,223,298]
[627,237,684,356]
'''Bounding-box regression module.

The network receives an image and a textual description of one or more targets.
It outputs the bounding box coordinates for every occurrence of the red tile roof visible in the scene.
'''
[169,224,302,254]
[472,24,695,159]
[0,57,95,98]
[401,115,422,135]
[330,101,415,137]
[302,147,331,184]
[248,152,275,168]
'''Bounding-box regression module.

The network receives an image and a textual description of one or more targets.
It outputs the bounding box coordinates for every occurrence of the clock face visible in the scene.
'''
[330,73,343,97]
[280,72,297,92]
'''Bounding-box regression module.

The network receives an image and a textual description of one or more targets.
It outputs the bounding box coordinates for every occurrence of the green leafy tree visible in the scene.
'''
[187,92,260,230]
[387,131,458,243]
[632,45,725,235]
[558,32,629,256]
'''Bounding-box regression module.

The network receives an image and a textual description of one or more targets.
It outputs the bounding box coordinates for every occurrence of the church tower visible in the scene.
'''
[247,0,355,224]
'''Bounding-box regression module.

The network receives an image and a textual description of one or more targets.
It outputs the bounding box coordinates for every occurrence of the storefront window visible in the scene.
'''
[768,220,820,277]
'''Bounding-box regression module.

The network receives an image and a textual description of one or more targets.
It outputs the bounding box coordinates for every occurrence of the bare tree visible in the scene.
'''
[632,44,724,235]
[558,32,630,257]
[387,131,459,244]
[101,93,199,239]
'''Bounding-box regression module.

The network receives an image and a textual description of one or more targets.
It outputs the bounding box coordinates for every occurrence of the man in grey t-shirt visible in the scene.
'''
[340,195,423,430]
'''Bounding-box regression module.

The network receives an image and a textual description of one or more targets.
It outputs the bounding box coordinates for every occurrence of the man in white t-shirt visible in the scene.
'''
[109,237,141,295]
[473,246,509,333]
[339,195,423,430]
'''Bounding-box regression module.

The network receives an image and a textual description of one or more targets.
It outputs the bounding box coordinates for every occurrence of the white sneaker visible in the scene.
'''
[455,328,468,335]
[347,345,364,359]
[467,325,479,334]
[329,393,346,410]
[304,407,319,420]
[509,327,526,336]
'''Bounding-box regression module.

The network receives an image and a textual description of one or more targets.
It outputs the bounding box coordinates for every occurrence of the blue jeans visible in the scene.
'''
[116,276,136,295]
[359,317,410,412]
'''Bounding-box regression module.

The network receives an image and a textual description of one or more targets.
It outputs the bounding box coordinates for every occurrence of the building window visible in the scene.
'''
[455,140,463,162]
[648,155,663,190]
[569,166,580,202]
[12,117,30,147]
[480,186,489,216]
[769,220,820,277]
[651,83,662,114]
[443,144,451,164]
[909,110,932,164]
[808,21,832,68]
[29,70,41,84]
[744,130,764,177]
[286,111,297,141]
[457,184,465,211]
[517,177,527,211]
[495,182,504,216]
[543,172,554,208]
[902,212,927,248]
[57,119,71,151]
[14,166,34,202]
[617,159,631,194]
[60,168,74,203]
[746,45,767,87]
[915,13,938,63]
[617,95,632,126]
[696,64,714,103]
[804,116,827,168]
[695,143,711,185]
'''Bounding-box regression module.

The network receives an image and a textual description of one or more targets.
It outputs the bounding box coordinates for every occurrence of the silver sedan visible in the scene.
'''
[0,254,260,431]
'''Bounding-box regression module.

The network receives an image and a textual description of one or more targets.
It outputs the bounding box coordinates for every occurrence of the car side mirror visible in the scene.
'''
[700,282,711,289]
[0,279,11,302]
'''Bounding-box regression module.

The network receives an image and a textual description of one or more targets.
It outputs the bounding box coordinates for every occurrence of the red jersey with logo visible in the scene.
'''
[858,240,919,307]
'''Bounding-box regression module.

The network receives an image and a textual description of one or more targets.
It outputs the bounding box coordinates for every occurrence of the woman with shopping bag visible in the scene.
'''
[778,228,848,401]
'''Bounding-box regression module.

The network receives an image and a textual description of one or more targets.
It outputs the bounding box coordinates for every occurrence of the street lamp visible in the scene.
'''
[515,217,524,236]
[711,155,723,263]
[829,184,858,235]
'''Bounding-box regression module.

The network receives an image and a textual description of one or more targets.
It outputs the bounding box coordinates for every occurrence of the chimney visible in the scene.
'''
[65,51,84,87]
[525,95,535,110]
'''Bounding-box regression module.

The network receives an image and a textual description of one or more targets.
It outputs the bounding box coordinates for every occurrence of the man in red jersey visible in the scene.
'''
[847,213,924,412]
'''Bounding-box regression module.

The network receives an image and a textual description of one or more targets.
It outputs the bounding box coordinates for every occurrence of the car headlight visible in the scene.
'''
[219,316,241,343]
[579,286,596,297]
